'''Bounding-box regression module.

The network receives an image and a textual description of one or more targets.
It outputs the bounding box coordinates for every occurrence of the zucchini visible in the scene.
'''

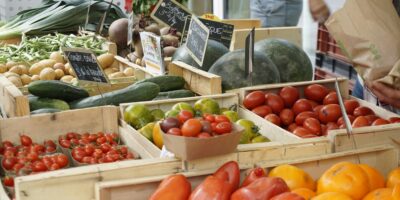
[154,89,195,100]
[69,82,160,109]
[28,80,89,102]
[29,97,70,111]
[135,75,185,92]
[30,108,61,115]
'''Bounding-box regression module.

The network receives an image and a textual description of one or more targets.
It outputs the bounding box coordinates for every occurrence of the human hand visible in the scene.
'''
[366,81,400,109]
[309,0,330,23]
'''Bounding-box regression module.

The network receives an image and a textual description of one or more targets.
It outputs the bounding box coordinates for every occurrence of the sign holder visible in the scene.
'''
[150,0,193,33]
[140,32,165,75]
[245,27,255,85]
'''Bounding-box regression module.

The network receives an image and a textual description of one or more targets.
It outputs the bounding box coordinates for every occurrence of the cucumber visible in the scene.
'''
[29,97,70,111]
[69,82,160,109]
[30,108,61,115]
[28,80,89,102]
[135,75,185,92]
[154,89,195,100]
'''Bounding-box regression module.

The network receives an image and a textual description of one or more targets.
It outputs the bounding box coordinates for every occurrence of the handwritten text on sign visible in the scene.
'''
[185,16,209,66]
[151,0,192,32]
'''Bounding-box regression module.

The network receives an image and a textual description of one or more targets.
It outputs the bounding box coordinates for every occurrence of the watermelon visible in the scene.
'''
[255,38,313,83]
[208,49,280,91]
[172,39,229,71]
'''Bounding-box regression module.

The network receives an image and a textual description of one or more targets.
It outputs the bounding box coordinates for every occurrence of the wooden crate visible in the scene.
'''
[238,78,400,153]
[94,145,398,200]
[120,93,331,171]
[221,19,261,29]
[168,61,222,95]
[0,75,29,118]
[0,106,164,200]
[230,27,302,51]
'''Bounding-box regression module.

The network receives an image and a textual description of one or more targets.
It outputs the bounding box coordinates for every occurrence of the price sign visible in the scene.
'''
[181,16,234,48]
[62,48,109,85]
[185,16,209,66]
[151,0,192,33]
[140,32,165,75]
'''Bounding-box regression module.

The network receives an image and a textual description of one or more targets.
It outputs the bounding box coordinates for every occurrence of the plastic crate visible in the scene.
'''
[317,24,349,62]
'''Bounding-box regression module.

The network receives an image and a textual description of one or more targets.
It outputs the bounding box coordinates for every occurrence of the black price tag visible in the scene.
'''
[185,16,209,66]
[150,0,192,33]
[62,48,109,85]
[245,28,255,83]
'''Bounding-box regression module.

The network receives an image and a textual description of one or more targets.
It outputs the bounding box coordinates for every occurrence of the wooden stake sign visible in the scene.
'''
[62,48,109,85]
[140,32,165,75]
[245,28,255,84]
[150,0,192,33]
[185,16,209,66]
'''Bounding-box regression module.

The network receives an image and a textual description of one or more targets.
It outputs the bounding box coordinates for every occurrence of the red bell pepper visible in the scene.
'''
[231,177,290,200]
[241,167,267,187]
[149,174,191,200]
[213,161,240,190]
[270,192,305,200]
[189,174,233,200]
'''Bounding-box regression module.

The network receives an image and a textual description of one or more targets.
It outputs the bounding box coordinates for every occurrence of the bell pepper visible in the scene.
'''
[213,161,240,190]
[241,167,267,187]
[149,174,191,200]
[189,174,233,200]
[231,177,290,200]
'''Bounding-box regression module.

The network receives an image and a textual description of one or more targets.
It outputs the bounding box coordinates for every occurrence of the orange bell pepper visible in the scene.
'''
[149,174,191,200]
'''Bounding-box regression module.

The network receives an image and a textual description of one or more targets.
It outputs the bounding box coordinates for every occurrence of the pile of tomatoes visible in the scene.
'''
[160,110,234,138]
[243,84,400,138]
[58,132,137,165]
[1,135,69,188]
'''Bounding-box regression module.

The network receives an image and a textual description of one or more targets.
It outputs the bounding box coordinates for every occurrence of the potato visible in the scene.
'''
[97,53,114,69]
[0,64,7,73]
[20,74,32,85]
[135,58,142,66]
[8,76,23,87]
[31,75,40,81]
[145,23,161,36]
[39,68,56,80]
[9,65,23,75]
[69,68,76,77]
[104,67,118,75]
[160,27,170,35]
[162,35,179,47]
[54,69,65,80]
[19,65,29,75]
[4,72,19,78]
[110,60,119,69]
[49,52,65,64]
[53,63,66,72]
[6,61,19,70]
[64,63,71,75]
[123,67,134,77]
[108,72,125,79]
[163,46,177,57]
[29,59,56,75]
[60,75,74,83]
[71,78,77,84]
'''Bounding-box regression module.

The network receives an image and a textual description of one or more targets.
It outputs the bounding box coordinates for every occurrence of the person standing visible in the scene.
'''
[250,0,303,27]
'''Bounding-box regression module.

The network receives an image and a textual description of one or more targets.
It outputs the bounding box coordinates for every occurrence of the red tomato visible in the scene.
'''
[181,119,202,137]
[270,192,305,200]
[167,128,182,136]
[344,99,360,114]
[178,110,194,123]
[323,92,339,105]
[337,115,356,126]
[295,111,318,125]
[353,106,375,117]
[214,161,240,190]
[319,104,342,124]
[198,132,212,138]
[303,118,322,135]
[265,114,281,126]
[308,100,319,109]
[92,149,103,159]
[352,116,370,128]
[200,120,212,134]
[279,86,300,107]
[32,161,47,172]
[2,141,13,148]
[49,163,61,171]
[27,152,39,162]
[72,149,86,162]
[88,134,98,142]
[2,157,17,170]
[292,127,316,138]
[12,163,24,174]
[287,123,298,132]
[279,109,294,126]
[215,122,232,135]
[292,99,313,115]
[100,143,112,153]
[372,118,390,126]
[313,105,324,115]
[252,105,272,117]
[364,115,379,125]
[20,135,32,146]
[321,124,328,136]
[241,167,267,188]
[44,140,56,148]
[84,144,95,156]
[203,114,215,123]
[304,84,329,102]
[59,139,71,148]
[42,156,53,168]
[149,174,191,200]
[215,115,231,123]
[82,156,92,164]
[45,146,56,153]
[96,136,107,145]
[243,91,266,109]
[265,93,285,114]
[389,117,400,123]
[3,176,14,187]
[66,132,78,140]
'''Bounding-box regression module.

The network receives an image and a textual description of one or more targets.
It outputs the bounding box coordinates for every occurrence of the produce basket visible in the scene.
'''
[238,78,400,154]
[120,93,331,171]
[0,106,156,200]
[230,27,302,51]
[0,75,29,118]
[94,145,397,200]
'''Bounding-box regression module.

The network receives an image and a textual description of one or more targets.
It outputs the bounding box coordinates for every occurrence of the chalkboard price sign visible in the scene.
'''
[62,48,109,85]
[151,0,192,33]
[185,16,209,66]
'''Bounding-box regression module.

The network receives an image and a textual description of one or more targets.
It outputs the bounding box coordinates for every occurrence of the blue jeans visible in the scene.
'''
[250,0,303,27]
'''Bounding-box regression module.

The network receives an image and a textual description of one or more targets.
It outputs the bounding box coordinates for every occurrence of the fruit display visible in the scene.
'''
[150,160,400,200]
[123,97,270,149]
[243,83,400,138]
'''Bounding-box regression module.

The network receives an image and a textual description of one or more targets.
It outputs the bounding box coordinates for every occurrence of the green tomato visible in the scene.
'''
[251,135,270,143]
[138,122,155,141]
[222,110,239,122]
[171,102,195,115]
[124,104,154,129]
[194,98,220,115]
[165,109,180,118]
[150,109,165,121]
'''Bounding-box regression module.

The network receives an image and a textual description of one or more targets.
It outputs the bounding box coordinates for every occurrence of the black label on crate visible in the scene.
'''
[151,0,192,33]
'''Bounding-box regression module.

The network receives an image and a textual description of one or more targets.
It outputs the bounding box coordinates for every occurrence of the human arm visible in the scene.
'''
[308,0,330,23]
[365,81,400,109]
